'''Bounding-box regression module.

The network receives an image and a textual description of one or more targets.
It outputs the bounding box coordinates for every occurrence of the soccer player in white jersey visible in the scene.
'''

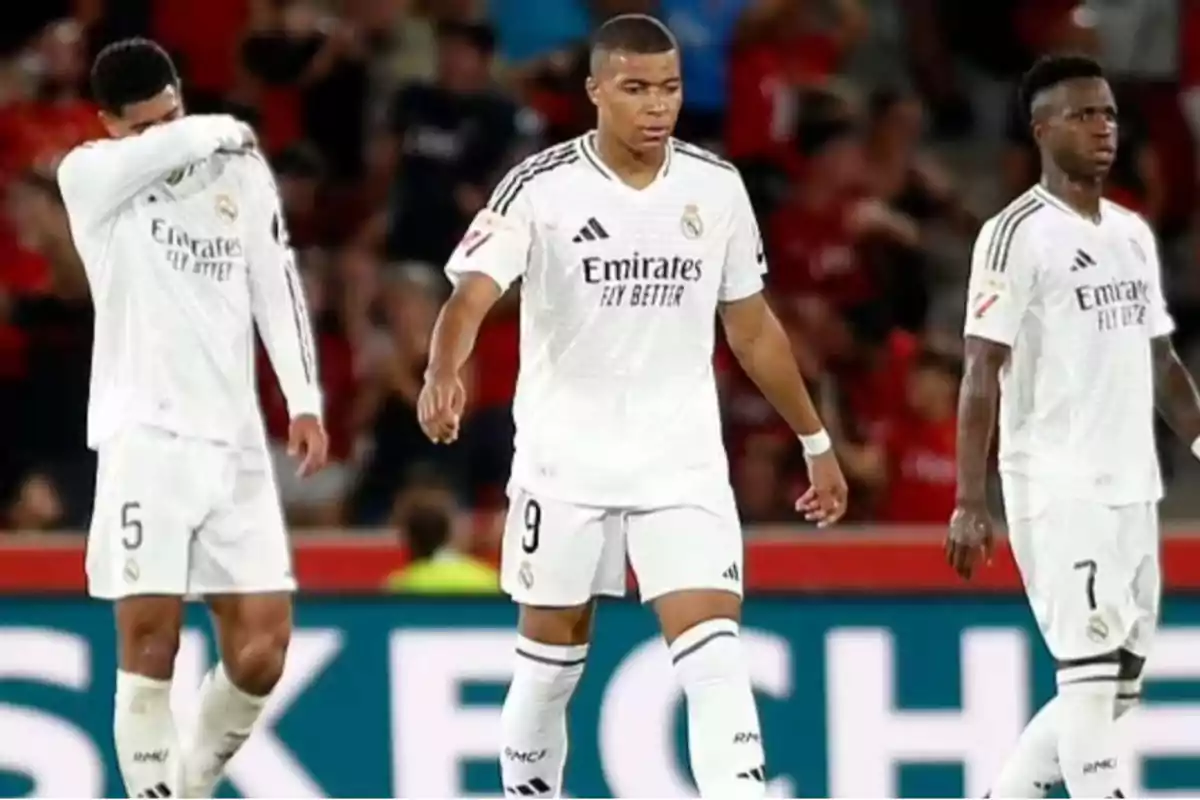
[56,39,329,798]
[418,14,849,799]
[949,55,1200,798]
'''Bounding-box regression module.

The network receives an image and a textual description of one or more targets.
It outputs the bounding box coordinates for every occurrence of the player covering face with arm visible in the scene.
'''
[950,54,1200,799]
[56,39,327,798]
[419,14,846,799]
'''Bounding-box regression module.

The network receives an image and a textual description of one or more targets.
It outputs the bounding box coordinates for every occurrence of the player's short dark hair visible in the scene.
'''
[90,37,179,115]
[589,14,678,75]
[436,20,496,56]
[1018,53,1105,120]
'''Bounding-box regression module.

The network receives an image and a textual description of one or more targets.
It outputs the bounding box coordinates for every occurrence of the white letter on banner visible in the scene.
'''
[1128,627,1200,798]
[390,629,513,798]
[0,628,105,797]
[170,627,339,798]
[600,630,794,798]
[826,627,1026,797]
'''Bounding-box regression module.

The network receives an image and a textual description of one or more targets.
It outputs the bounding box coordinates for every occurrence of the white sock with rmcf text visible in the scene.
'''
[181,662,268,798]
[114,670,180,798]
[669,618,766,799]
[499,636,587,798]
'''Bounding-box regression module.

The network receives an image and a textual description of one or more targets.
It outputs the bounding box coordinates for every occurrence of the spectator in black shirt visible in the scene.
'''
[368,21,537,266]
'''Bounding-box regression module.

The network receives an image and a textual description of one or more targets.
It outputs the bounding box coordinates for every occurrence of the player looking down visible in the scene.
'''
[57,38,327,798]
[418,13,848,799]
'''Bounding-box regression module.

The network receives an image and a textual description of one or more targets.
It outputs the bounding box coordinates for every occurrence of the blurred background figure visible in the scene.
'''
[384,469,499,593]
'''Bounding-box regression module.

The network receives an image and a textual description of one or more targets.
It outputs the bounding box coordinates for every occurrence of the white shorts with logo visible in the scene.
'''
[1004,480,1160,661]
[500,485,744,606]
[87,425,296,599]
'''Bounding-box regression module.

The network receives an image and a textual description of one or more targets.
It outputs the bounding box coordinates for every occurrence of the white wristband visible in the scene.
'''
[1191,436,1200,461]
[799,429,832,456]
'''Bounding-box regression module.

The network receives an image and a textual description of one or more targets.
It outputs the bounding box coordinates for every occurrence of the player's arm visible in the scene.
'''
[956,337,1008,508]
[718,177,848,525]
[56,114,253,226]
[719,294,826,440]
[419,188,533,444]
[1142,228,1200,446]
[241,154,328,475]
[949,216,1036,577]
[1151,336,1200,445]
[955,216,1036,505]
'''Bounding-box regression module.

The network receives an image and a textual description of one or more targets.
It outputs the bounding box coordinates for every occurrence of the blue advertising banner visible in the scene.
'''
[0,597,1198,798]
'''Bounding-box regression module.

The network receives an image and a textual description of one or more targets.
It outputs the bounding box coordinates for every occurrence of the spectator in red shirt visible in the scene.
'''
[874,348,961,524]
[725,0,867,166]
[0,20,103,181]
[768,115,919,322]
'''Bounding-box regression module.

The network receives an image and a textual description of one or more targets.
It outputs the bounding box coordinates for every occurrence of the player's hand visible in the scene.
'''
[796,450,849,528]
[418,369,466,444]
[946,501,995,580]
[288,414,329,478]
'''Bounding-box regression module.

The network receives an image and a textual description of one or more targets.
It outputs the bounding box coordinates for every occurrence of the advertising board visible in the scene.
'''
[2,598,1199,798]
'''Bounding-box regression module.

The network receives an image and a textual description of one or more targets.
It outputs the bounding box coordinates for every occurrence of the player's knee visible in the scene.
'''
[668,617,747,688]
[116,601,183,678]
[1056,651,1120,701]
[655,589,741,645]
[223,628,289,696]
[517,603,595,647]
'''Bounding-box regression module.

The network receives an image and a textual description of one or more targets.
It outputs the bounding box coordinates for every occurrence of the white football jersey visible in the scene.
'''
[963,185,1174,504]
[445,133,766,507]
[57,115,322,450]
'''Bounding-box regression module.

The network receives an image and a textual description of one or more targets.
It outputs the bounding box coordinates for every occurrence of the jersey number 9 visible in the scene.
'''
[522,499,542,554]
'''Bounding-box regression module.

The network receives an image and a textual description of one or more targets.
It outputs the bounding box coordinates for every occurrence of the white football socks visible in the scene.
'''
[114,670,181,798]
[181,663,268,798]
[989,674,1141,798]
[669,618,766,799]
[988,695,1065,797]
[1057,678,1126,798]
[499,636,587,798]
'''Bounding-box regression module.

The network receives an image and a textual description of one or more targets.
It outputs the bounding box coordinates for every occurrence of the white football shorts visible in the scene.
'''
[500,484,744,606]
[1004,477,1160,661]
[87,425,296,599]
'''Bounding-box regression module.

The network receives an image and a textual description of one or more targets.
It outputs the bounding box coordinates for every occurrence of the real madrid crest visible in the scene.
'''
[1129,238,1146,264]
[681,204,703,240]
[215,193,238,224]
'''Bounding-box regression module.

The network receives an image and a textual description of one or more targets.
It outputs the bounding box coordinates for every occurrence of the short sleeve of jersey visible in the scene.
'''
[444,186,533,291]
[719,174,767,302]
[1138,223,1175,338]
[962,214,1038,346]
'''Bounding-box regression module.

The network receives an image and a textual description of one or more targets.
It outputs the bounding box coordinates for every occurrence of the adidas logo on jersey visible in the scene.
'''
[1070,249,1096,272]
[572,217,610,243]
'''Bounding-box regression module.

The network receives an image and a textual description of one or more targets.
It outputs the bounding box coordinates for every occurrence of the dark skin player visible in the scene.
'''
[99,83,330,693]
[418,35,847,650]
[948,70,1200,695]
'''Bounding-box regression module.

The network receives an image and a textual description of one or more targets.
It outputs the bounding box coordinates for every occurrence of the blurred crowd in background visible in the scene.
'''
[4,0,1200,544]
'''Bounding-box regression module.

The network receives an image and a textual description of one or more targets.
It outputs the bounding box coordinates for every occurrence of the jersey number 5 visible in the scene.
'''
[121,502,143,550]
[522,499,542,554]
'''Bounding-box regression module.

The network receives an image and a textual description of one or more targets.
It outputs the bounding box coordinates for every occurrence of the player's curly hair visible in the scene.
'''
[90,37,179,115]
[589,14,677,75]
[1017,53,1105,122]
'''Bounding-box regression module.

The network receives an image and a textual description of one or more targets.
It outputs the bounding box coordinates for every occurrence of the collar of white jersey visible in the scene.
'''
[577,131,673,185]
[1031,183,1106,226]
